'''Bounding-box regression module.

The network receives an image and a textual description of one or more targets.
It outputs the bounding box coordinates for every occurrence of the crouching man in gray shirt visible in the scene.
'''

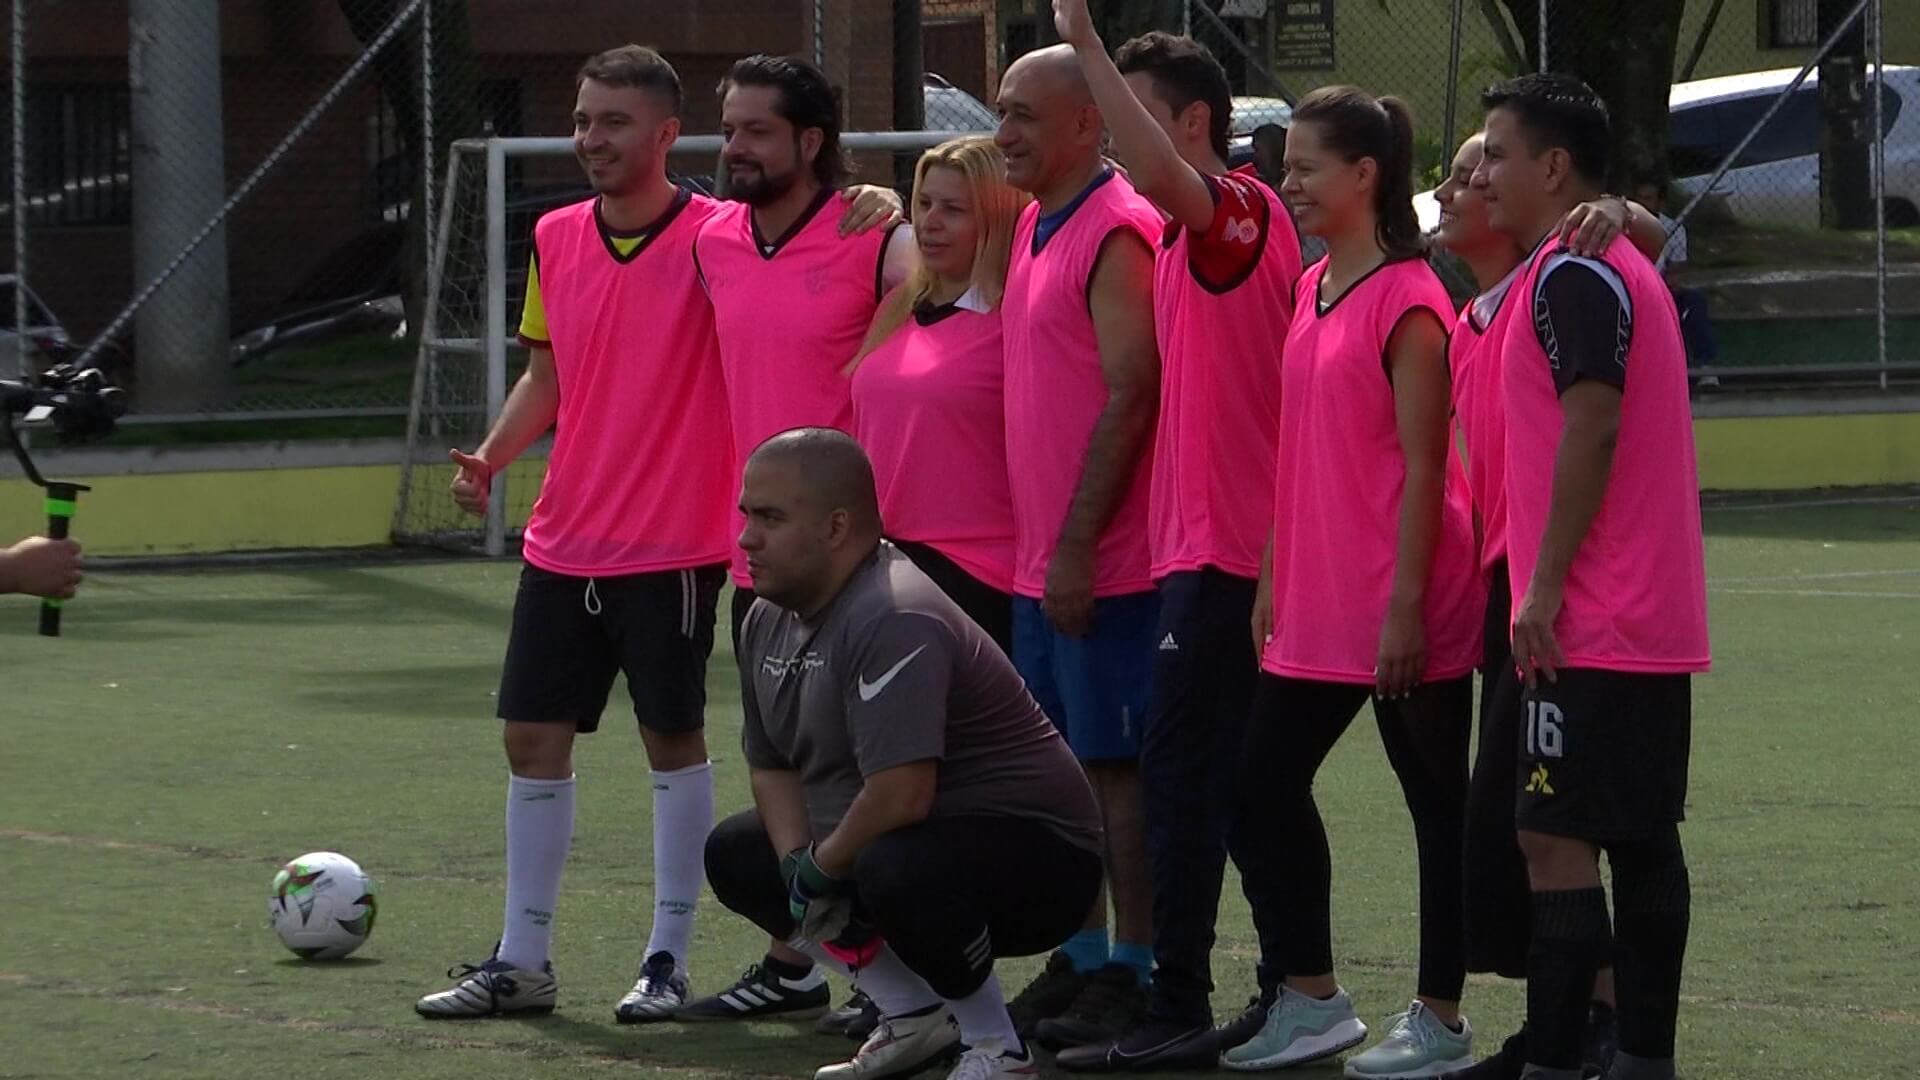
[705,428,1104,1080]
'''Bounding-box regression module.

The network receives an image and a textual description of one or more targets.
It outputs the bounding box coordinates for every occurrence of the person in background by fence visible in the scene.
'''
[683,52,918,1026]
[1250,122,1327,268]
[0,535,83,599]
[414,43,735,1025]
[1631,182,1720,387]
[1051,2,1302,1070]
[848,136,1028,655]
[1227,85,1483,1078]
[989,41,1165,1054]
[1472,73,1710,1080]
[1432,127,1668,1080]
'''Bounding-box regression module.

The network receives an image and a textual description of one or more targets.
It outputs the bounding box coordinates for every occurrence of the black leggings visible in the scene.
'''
[1235,673,1473,1001]
[1464,561,1533,978]
[705,810,1102,1000]
[889,538,1013,655]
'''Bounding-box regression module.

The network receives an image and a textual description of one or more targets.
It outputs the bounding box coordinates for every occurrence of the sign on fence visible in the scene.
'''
[1273,0,1336,71]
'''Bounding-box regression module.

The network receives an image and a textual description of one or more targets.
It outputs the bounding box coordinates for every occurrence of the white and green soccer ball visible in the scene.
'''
[269,851,378,960]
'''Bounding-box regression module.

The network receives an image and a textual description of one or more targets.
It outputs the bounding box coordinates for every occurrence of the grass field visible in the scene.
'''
[3,497,1917,1079]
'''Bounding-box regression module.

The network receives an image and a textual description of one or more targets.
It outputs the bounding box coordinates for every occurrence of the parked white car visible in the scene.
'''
[1413,65,1920,233]
[1669,65,1920,228]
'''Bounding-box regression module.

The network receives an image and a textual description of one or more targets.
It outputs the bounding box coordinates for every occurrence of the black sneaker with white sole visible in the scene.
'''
[818,988,880,1037]
[1054,1021,1220,1072]
[1006,951,1087,1038]
[674,959,830,1021]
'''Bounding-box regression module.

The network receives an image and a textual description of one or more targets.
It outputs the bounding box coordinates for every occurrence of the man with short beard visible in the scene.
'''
[682,52,916,1024]
[416,44,898,1025]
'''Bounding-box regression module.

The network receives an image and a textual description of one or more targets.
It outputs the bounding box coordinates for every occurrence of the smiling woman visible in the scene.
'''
[846,137,1028,652]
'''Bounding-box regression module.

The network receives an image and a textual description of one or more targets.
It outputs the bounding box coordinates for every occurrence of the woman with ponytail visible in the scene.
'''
[847,136,1030,652]
[1223,88,1483,1077]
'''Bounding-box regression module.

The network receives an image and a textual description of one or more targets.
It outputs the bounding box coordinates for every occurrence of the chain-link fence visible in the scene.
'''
[0,0,1000,429]
[4,0,1916,433]
[1158,0,1920,389]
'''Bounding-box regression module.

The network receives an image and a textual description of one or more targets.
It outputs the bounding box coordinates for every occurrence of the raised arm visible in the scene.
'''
[1055,0,1217,232]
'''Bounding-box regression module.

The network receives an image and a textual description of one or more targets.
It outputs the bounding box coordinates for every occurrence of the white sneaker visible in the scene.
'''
[815,1007,962,1080]
[945,1039,1040,1080]
[1343,1001,1473,1078]
[614,950,690,1024]
[1221,985,1368,1071]
[415,957,557,1018]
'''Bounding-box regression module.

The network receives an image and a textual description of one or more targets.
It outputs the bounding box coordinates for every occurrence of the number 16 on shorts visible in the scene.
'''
[1526,699,1565,759]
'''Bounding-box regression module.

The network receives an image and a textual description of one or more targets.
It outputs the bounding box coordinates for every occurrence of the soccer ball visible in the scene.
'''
[269,852,378,960]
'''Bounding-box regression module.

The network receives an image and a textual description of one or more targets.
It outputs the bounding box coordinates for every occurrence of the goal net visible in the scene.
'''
[392,132,959,554]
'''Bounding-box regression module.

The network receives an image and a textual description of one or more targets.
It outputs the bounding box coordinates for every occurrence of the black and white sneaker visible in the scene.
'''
[614,950,691,1023]
[1054,1020,1219,1072]
[675,959,831,1021]
[415,956,557,1019]
[1006,951,1087,1038]
[846,993,883,1041]
[818,988,882,1037]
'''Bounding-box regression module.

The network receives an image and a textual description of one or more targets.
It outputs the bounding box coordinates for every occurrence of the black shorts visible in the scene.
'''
[1481,559,1512,677]
[1515,668,1692,845]
[497,562,725,733]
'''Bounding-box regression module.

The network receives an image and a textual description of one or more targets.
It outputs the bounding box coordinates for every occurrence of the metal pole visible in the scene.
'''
[420,0,435,278]
[1872,0,1887,390]
[1537,0,1548,71]
[79,0,427,371]
[128,0,231,410]
[393,146,464,539]
[12,0,26,379]
[1443,0,1466,160]
[813,0,825,69]
[1182,0,1192,37]
[482,138,506,557]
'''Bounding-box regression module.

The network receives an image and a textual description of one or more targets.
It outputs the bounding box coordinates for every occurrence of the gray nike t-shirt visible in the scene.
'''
[738,543,1103,854]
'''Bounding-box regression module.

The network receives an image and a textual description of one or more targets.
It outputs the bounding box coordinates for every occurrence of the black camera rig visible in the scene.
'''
[2,363,128,635]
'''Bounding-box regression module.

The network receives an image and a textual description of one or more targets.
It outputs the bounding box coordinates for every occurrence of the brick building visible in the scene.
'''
[4,0,1002,343]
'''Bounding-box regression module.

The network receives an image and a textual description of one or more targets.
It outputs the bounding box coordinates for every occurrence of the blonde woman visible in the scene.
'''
[849,136,1030,651]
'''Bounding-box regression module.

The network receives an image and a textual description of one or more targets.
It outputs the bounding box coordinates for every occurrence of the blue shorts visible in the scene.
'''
[1012,591,1161,763]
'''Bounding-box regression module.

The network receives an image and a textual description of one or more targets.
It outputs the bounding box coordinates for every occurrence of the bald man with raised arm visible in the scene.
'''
[706,429,1104,1080]
[993,44,1166,1050]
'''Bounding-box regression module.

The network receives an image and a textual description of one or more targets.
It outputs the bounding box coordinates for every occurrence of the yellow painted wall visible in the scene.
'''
[3,415,1917,556]
[0,458,547,558]
[1695,410,1920,491]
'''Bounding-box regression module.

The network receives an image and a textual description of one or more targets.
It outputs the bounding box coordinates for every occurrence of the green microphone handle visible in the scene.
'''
[40,482,78,637]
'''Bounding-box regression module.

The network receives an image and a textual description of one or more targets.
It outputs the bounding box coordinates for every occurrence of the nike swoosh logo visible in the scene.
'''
[857,644,929,702]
